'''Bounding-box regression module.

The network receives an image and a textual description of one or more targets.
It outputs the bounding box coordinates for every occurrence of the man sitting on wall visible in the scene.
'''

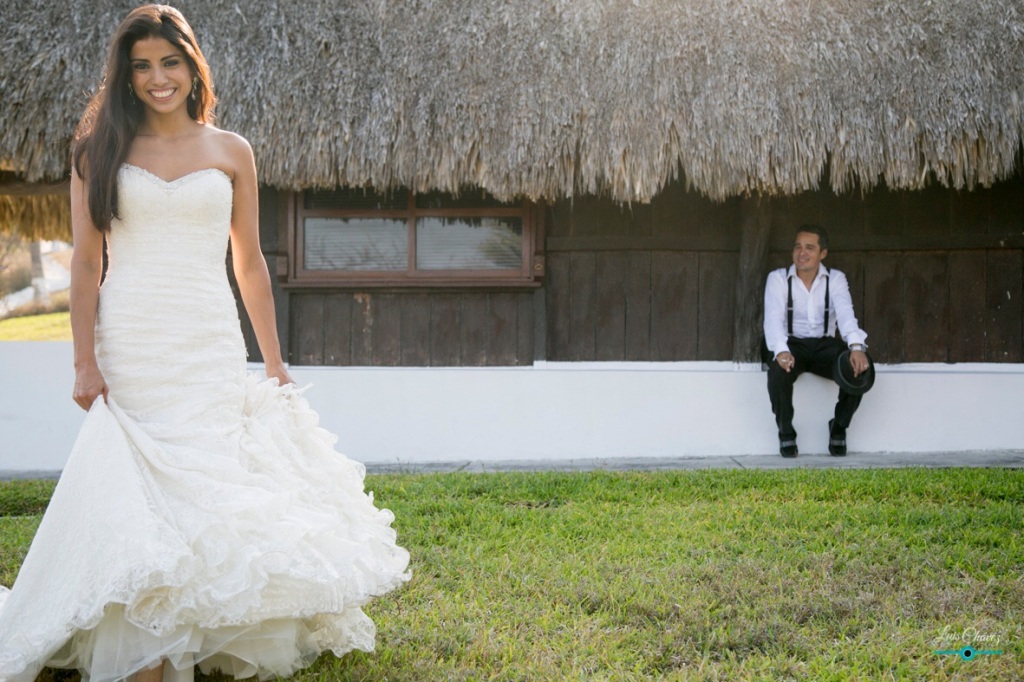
[763,225,873,458]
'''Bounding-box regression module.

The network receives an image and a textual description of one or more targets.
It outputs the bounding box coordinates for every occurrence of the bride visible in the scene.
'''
[0,5,410,681]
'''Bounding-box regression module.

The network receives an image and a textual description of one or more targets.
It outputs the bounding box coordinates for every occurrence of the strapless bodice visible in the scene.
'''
[96,164,246,434]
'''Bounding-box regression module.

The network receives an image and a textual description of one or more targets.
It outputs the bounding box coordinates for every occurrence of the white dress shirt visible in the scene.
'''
[763,264,868,358]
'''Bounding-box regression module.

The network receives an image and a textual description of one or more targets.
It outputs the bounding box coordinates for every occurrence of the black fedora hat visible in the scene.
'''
[833,350,875,395]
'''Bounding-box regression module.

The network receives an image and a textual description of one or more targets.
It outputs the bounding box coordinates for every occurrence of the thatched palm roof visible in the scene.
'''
[2,0,1023,239]
[0,192,70,242]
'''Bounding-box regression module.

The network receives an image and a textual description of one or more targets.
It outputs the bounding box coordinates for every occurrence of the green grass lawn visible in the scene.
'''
[4,469,1021,681]
[0,310,71,341]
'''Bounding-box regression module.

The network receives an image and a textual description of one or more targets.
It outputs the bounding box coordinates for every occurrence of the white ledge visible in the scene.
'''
[2,342,1022,470]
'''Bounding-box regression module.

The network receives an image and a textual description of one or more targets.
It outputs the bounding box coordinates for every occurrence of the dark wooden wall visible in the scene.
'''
[770,178,1023,363]
[238,189,538,367]
[547,175,1024,364]
[545,183,741,361]
[243,175,1023,367]
[286,291,534,366]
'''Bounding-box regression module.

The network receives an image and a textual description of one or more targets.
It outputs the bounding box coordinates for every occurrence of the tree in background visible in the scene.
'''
[29,241,49,305]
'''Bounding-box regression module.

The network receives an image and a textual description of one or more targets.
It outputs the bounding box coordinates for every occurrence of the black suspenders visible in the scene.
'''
[786,269,830,337]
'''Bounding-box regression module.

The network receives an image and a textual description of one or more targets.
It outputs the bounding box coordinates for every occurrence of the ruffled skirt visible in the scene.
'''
[0,376,411,682]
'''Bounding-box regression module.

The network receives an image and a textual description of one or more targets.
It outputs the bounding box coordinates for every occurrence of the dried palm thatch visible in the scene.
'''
[1,0,1022,238]
[0,194,70,241]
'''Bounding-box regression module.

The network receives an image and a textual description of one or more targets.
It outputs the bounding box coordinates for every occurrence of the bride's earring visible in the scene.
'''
[191,77,198,101]
[128,83,135,103]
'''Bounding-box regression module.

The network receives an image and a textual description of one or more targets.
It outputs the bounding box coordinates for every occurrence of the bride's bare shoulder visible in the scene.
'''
[199,126,254,180]
[203,125,244,143]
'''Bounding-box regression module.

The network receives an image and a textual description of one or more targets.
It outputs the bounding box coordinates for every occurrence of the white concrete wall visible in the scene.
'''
[2,341,1022,471]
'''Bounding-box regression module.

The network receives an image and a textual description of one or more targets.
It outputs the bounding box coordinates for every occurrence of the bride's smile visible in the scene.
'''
[129,37,192,115]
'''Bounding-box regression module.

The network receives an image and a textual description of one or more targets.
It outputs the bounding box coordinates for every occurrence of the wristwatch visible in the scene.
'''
[849,343,866,351]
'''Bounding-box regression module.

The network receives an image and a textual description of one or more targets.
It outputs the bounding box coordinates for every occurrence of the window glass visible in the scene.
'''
[303,217,407,271]
[294,187,538,286]
[416,217,523,270]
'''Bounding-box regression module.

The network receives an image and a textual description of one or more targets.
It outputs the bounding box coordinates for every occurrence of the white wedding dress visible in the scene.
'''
[0,164,411,682]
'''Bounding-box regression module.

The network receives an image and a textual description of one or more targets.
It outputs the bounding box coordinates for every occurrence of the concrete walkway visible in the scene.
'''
[363,450,1024,474]
[3,451,1023,480]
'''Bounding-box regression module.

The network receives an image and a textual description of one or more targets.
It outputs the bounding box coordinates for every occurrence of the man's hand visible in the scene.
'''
[849,350,869,377]
[776,352,795,373]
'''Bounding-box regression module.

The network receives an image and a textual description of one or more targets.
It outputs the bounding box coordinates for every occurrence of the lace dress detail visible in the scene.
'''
[0,165,411,682]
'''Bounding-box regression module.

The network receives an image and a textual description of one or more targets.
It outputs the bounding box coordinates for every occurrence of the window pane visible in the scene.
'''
[416,217,523,270]
[415,189,513,210]
[304,187,408,211]
[304,218,407,271]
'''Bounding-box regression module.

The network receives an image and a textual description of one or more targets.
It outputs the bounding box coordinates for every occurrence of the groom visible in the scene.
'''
[763,225,872,458]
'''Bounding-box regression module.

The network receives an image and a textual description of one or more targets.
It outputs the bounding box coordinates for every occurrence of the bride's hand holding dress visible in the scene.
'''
[72,362,109,410]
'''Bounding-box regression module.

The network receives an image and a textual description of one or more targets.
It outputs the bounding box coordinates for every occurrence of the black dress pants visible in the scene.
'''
[767,336,862,438]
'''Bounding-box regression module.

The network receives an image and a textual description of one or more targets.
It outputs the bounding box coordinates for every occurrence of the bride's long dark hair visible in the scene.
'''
[72,4,216,232]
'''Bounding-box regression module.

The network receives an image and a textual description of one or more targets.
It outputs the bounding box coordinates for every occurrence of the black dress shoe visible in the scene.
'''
[779,437,798,458]
[828,419,847,456]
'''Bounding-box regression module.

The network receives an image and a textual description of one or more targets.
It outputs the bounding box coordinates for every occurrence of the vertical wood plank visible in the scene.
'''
[350,293,375,365]
[256,187,286,256]
[253,192,290,356]
[594,251,627,361]
[949,251,987,362]
[400,294,431,366]
[289,294,324,365]
[429,295,462,366]
[545,252,571,360]
[700,251,736,360]
[489,293,520,365]
[863,254,904,363]
[518,292,535,365]
[986,249,1023,362]
[323,294,353,366]
[732,196,771,361]
[373,294,402,366]
[902,252,950,362]
[227,262,260,363]
[650,252,698,360]
[625,251,652,361]
[548,200,573,239]
[272,290,289,365]
[827,252,866,326]
[989,176,1024,238]
[460,294,491,365]
[568,252,597,360]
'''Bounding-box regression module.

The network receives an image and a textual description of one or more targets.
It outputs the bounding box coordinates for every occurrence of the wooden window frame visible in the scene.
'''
[286,189,545,288]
